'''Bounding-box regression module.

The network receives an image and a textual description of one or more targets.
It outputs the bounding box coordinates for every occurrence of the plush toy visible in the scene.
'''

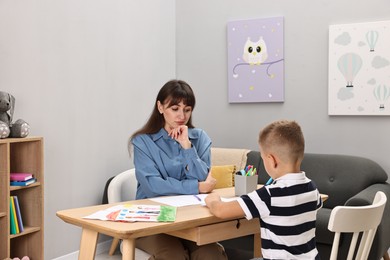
[0,91,30,138]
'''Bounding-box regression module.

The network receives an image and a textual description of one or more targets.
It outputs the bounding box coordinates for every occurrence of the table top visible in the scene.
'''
[56,186,328,240]
[56,187,241,239]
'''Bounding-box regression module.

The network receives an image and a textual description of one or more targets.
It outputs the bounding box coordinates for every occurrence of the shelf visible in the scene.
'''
[10,226,41,239]
[0,136,42,144]
[0,137,44,260]
[10,182,41,191]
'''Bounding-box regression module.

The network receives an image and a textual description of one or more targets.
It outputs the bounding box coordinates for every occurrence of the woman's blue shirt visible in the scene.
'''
[132,128,212,199]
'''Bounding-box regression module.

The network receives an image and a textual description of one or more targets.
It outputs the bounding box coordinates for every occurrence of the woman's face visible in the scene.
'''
[157,100,192,130]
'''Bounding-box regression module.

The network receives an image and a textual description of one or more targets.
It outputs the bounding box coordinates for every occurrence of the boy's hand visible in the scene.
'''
[198,171,217,193]
[205,193,245,219]
[205,193,221,207]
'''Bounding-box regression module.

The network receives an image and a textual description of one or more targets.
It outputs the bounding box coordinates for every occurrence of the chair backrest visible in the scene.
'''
[106,168,152,259]
[107,168,137,203]
[328,191,387,260]
[211,147,249,170]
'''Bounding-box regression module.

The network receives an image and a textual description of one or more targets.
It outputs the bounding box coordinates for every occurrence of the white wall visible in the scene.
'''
[0,0,175,258]
[176,0,390,177]
[1,0,390,258]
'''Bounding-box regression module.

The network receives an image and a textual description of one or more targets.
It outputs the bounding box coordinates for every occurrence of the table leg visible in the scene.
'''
[253,233,262,258]
[121,238,136,260]
[78,228,99,260]
[109,238,120,255]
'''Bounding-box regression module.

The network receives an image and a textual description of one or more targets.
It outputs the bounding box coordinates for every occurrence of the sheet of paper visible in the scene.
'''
[150,194,209,207]
[83,205,123,220]
[83,204,177,222]
[150,194,239,207]
[115,204,176,222]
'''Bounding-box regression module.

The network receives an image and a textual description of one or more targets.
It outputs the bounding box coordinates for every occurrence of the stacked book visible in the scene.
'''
[10,195,24,234]
[10,173,36,186]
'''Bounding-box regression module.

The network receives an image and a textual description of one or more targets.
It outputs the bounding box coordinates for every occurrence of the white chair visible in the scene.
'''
[107,168,151,259]
[328,191,387,260]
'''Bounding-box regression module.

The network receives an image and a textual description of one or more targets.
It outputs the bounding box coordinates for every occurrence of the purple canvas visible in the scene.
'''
[227,17,284,103]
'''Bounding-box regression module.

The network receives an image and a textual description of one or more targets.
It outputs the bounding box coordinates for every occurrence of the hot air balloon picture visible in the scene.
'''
[373,85,390,110]
[337,53,363,88]
[366,30,379,52]
[328,20,390,115]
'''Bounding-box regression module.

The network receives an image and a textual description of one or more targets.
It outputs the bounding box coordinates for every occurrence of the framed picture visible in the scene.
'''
[328,20,390,115]
[227,17,284,103]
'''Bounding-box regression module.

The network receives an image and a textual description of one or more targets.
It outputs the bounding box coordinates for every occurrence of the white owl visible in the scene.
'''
[242,37,268,65]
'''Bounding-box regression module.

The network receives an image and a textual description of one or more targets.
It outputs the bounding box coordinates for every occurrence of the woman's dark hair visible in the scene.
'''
[130,79,196,141]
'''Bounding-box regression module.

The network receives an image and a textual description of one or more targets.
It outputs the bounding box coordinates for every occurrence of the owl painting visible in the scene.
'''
[242,37,268,65]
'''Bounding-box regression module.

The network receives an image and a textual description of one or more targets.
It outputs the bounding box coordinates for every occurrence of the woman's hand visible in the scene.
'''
[168,125,192,149]
[198,171,217,193]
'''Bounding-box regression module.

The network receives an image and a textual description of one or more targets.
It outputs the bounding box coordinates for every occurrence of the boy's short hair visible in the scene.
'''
[259,120,305,163]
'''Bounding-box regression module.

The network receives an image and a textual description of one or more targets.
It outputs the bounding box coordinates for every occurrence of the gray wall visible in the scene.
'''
[0,0,175,258]
[0,0,389,259]
[176,0,390,175]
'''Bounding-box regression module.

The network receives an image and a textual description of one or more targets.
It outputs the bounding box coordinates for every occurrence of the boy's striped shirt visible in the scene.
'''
[237,172,323,260]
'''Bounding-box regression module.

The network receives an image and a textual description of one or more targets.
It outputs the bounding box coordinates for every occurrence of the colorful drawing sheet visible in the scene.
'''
[83,204,177,222]
[114,204,176,222]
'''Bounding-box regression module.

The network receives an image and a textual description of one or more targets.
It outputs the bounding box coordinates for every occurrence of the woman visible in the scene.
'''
[129,79,227,260]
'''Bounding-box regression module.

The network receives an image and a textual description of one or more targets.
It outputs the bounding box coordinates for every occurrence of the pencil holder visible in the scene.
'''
[234,174,258,196]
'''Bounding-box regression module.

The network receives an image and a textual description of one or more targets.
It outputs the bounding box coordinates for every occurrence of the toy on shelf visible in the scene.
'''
[0,91,30,138]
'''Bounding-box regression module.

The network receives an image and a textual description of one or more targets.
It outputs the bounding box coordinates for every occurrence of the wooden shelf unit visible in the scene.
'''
[0,137,44,260]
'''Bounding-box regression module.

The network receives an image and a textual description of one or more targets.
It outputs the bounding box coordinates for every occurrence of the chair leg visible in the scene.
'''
[383,251,390,260]
[109,238,120,256]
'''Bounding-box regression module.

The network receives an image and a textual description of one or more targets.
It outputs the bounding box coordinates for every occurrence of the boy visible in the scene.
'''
[205,120,322,259]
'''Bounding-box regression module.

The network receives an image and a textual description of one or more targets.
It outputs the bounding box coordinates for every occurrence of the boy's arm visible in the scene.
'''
[205,193,245,219]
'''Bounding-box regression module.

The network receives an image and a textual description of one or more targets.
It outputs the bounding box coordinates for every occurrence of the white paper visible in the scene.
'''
[150,194,239,207]
[149,194,208,207]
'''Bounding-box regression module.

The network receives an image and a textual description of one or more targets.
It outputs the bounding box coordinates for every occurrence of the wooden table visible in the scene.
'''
[57,187,328,260]
[57,187,262,260]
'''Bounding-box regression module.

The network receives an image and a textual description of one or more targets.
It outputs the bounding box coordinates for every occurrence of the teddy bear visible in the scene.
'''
[0,91,30,138]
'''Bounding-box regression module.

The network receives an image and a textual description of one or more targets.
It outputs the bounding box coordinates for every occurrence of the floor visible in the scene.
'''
[94,249,390,260]
[94,244,150,260]
[95,250,121,260]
